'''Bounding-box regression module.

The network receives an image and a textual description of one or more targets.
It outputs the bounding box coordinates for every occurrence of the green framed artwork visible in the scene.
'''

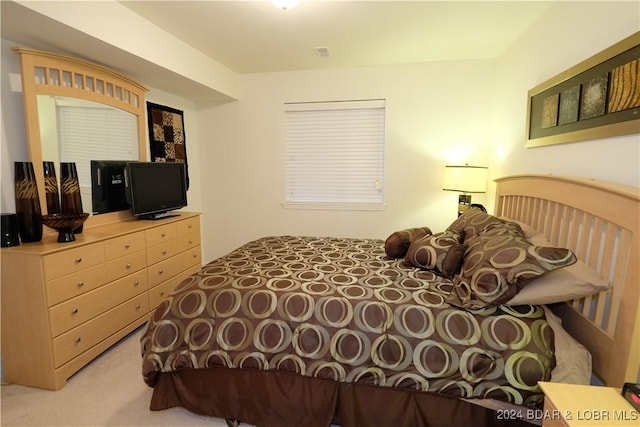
[526,31,640,148]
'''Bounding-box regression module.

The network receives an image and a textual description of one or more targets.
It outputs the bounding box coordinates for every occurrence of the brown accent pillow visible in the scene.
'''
[404,230,465,278]
[384,226,432,258]
[446,208,512,242]
[446,224,577,309]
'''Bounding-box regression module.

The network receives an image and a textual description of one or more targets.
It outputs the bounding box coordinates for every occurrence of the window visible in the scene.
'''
[283,99,385,210]
[56,98,138,193]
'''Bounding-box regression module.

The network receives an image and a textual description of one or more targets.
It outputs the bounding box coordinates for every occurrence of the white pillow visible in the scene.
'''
[506,233,610,305]
[543,306,592,384]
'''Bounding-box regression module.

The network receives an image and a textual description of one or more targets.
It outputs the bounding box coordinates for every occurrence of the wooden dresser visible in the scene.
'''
[0,212,201,390]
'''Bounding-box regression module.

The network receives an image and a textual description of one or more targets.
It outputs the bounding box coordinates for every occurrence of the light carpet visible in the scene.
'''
[1,326,255,427]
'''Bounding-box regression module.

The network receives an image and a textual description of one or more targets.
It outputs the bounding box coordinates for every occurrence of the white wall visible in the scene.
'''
[490,2,640,193]
[1,38,29,214]
[198,61,495,261]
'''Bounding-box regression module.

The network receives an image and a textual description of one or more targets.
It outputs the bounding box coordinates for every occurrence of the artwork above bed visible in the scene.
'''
[526,31,640,147]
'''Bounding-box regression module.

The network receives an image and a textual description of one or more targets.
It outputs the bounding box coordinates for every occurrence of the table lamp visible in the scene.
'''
[443,165,488,216]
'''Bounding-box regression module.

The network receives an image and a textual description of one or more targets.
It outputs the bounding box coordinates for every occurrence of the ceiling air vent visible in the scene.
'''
[314,47,330,57]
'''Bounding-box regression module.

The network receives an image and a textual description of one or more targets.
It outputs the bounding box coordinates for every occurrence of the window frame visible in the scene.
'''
[282,99,386,211]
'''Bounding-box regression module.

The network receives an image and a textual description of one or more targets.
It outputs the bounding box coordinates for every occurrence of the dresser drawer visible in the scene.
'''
[104,231,146,260]
[105,250,147,282]
[147,239,178,266]
[177,216,200,235]
[43,243,105,281]
[185,246,202,268]
[178,229,200,252]
[46,264,107,307]
[49,269,148,337]
[52,293,149,367]
[145,223,177,247]
[149,264,201,309]
[148,247,202,287]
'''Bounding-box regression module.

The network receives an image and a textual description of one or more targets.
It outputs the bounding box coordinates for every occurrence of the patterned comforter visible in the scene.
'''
[141,236,554,406]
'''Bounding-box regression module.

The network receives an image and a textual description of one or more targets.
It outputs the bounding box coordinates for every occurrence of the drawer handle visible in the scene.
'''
[77,281,84,288]
[158,269,164,275]
[71,308,79,315]
[126,263,132,269]
[162,250,167,255]
[75,337,82,344]
[161,232,166,237]
[135,304,141,310]
[134,280,139,287]
[160,291,165,296]
[193,254,197,258]
[125,243,131,249]
[188,240,193,244]
[75,257,82,263]
[188,224,192,229]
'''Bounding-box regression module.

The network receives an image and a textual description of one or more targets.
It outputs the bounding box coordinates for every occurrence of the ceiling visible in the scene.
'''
[119,0,554,74]
[1,1,554,101]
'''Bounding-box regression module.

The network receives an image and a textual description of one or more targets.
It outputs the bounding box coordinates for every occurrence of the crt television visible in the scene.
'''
[126,161,187,219]
[91,160,131,215]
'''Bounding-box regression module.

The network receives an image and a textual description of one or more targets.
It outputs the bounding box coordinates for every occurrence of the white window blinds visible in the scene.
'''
[56,101,138,193]
[284,99,385,210]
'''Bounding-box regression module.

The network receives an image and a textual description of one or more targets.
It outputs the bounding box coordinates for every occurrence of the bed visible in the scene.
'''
[141,175,640,427]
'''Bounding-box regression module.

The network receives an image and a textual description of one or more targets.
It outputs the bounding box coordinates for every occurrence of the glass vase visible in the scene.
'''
[1,213,20,247]
[14,161,43,243]
[43,161,61,214]
[60,162,84,234]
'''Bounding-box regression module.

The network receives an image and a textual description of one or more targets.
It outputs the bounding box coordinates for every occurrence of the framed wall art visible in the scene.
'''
[146,101,190,189]
[526,31,639,148]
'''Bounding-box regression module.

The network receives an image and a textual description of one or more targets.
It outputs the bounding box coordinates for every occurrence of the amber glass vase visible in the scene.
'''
[14,161,43,243]
[60,162,84,233]
[43,161,61,214]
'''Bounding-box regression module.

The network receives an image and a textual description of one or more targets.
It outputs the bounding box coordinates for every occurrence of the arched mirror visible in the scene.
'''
[13,47,148,226]
[38,95,140,214]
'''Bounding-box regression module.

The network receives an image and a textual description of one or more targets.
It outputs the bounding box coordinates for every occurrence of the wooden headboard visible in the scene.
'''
[494,175,639,388]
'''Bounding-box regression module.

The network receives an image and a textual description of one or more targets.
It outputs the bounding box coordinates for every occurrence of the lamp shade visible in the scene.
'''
[443,165,488,193]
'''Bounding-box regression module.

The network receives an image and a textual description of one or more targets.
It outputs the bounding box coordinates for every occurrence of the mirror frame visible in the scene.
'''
[13,47,148,226]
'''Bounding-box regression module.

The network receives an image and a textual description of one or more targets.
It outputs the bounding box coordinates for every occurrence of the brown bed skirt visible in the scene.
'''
[150,367,534,427]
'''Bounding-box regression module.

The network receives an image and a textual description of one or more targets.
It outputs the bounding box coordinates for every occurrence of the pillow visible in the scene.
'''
[404,230,465,278]
[543,306,592,384]
[498,217,538,239]
[447,208,515,243]
[384,226,432,258]
[446,224,577,309]
[506,234,610,305]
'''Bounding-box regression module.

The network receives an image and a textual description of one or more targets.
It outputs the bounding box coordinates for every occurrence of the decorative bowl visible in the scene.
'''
[42,213,90,243]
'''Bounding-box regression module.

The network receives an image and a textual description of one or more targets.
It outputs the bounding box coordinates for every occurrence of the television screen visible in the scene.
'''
[126,162,187,219]
[91,160,131,214]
